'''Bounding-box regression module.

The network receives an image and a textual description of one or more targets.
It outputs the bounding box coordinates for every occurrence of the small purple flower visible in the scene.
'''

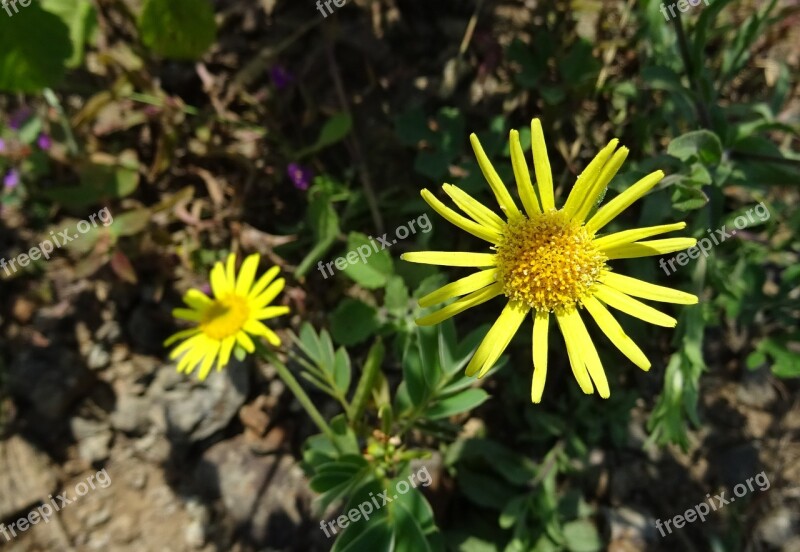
[269,65,294,90]
[8,107,32,130]
[3,169,20,190]
[287,163,313,191]
[37,133,52,150]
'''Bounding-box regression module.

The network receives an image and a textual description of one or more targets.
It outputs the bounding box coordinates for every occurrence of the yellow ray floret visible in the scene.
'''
[165,253,289,381]
[403,118,698,402]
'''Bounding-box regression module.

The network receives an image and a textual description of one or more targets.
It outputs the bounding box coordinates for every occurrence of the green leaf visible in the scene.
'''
[456,469,518,509]
[296,113,353,158]
[671,183,708,212]
[333,348,352,395]
[394,497,434,552]
[347,339,384,422]
[0,4,72,92]
[41,0,96,68]
[667,130,723,165]
[562,520,602,552]
[426,388,489,420]
[341,232,394,289]
[402,346,426,406]
[108,209,150,238]
[44,153,140,207]
[384,275,410,316]
[138,0,216,60]
[395,107,434,146]
[330,299,379,346]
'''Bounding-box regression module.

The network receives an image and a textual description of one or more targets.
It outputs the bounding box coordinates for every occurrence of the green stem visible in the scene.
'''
[259,346,341,451]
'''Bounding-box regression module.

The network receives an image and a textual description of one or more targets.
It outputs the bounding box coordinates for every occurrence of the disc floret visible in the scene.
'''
[495,211,607,312]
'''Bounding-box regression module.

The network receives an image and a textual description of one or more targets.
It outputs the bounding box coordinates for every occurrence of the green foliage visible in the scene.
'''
[295,113,353,158]
[0,4,73,92]
[138,0,217,60]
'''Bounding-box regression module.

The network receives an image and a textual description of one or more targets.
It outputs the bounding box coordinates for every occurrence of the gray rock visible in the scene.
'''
[756,507,798,548]
[605,506,659,550]
[87,344,111,371]
[156,358,250,443]
[110,395,150,435]
[70,417,113,463]
[0,435,58,520]
[195,435,313,546]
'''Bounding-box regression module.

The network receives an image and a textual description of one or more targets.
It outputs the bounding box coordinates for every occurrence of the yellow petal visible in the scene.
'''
[251,278,285,310]
[197,342,220,381]
[177,343,206,374]
[253,306,290,319]
[419,269,497,308]
[235,253,260,296]
[593,222,686,251]
[531,311,549,403]
[465,300,529,377]
[416,282,503,326]
[442,184,506,233]
[470,133,520,218]
[164,328,200,347]
[563,139,619,220]
[566,309,610,398]
[586,170,664,233]
[210,262,231,297]
[236,331,256,353]
[243,319,275,339]
[401,251,496,267]
[421,189,501,243]
[173,307,202,321]
[555,310,594,394]
[217,336,237,371]
[225,253,237,291]
[249,266,281,299]
[531,119,555,211]
[600,272,698,304]
[169,333,202,360]
[573,147,629,223]
[582,295,650,370]
[509,129,541,217]
[594,284,677,327]
[183,289,212,310]
[264,327,281,346]
[603,238,697,259]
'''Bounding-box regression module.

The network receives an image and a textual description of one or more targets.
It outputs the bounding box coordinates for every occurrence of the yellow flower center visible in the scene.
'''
[199,294,250,340]
[495,210,607,312]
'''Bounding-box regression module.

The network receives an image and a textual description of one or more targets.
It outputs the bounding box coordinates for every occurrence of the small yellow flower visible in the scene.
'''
[165,253,289,381]
[402,118,698,403]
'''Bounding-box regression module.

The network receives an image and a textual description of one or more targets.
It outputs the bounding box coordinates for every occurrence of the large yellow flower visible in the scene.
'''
[165,253,289,381]
[401,119,698,403]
